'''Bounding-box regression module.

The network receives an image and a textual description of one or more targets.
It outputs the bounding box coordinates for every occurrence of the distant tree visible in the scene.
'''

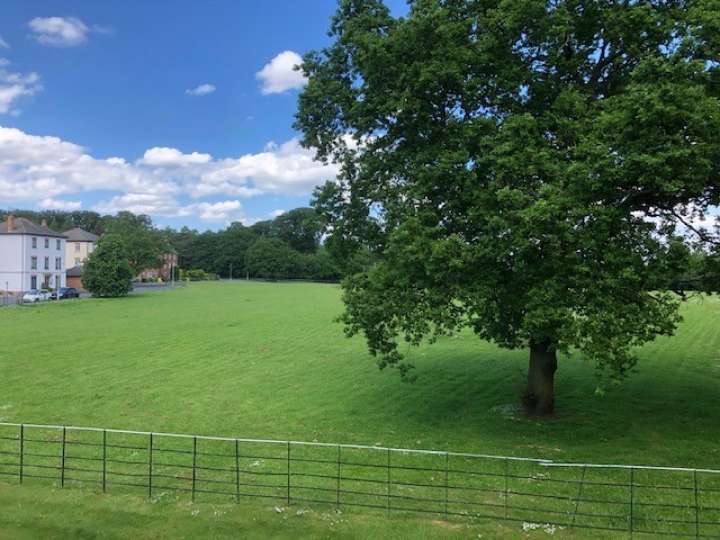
[104,212,167,275]
[296,0,720,414]
[214,222,257,277]
[245,238,301,280]
[272,208,324,253]
[0,209,106,235]
[297,248,341,281]
[83,235,134,297]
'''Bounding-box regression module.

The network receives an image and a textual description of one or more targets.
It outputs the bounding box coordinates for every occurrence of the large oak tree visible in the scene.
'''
[295,0,720,414]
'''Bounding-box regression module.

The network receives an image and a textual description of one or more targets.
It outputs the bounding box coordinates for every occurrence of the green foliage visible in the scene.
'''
[184,269,220,281]
[82,234,134,298]
[295,0,720,389]
[0,209,106,235]
[104,212,168,275]
[245,238,302,280]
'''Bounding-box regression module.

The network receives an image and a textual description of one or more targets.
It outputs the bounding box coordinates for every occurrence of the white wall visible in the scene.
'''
[0,234,66,292]
[0,235,24,291]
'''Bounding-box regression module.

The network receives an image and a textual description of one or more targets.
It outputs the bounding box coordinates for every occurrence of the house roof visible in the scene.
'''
[63,227,99,242]
[66,265,84,277]
[0,217,67,238]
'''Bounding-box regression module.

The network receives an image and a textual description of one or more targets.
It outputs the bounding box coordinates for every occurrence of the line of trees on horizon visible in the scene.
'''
[0,207,345,282]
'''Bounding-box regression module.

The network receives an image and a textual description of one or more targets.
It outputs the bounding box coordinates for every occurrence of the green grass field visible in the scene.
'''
[1,282,719,538]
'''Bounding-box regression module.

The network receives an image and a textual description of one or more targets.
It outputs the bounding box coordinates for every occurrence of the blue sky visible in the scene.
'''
[0,0,407,230]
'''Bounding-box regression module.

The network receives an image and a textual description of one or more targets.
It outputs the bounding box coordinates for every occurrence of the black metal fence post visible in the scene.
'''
[504,458,509,518]
[148,433,153,498]
[102,430,107,493]
[386,448,391,514]
[444,453,449,519]
[629,467,635,538]
[287,441,291,505]
[60,426,66,487]
[234,439,240,503]
[694,470,699,539]
[18,424,24,485]
[191,436,197,502]
[336,445,341,510]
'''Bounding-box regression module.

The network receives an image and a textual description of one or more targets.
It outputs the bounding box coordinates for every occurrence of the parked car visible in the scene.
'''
[51,287,80,300]
[22,289,51,303]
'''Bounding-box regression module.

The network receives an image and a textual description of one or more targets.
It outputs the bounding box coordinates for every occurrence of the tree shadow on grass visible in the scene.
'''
[341,346,720,466]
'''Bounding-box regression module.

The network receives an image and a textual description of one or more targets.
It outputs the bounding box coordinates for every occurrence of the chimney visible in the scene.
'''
[41,219,48,228]
[6,215,14,232]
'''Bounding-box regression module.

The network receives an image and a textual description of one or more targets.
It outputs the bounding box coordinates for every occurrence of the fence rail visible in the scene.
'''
[0,422,718,538]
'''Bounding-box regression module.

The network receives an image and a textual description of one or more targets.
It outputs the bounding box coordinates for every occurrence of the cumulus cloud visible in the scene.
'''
[186,200,244,222]
[93,192,182,217]
[0,36,9,49]
[193,138,336,198]
[29,17,89,47]
[0,125,338,222]
[0,65,42,114]
[186,83,216,96]
[140,147,212,167]
[271,209,286,217]
[39,198,82,211]
[256,51,307,95]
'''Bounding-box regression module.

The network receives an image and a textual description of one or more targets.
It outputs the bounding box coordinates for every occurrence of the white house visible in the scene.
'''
[0,215,67,293]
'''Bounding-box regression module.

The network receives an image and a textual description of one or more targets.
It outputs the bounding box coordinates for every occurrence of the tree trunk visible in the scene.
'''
[523,342,557,416]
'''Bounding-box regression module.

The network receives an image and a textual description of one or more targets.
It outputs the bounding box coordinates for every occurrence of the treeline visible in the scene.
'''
[166,208,341,281]
[1,207,341,281]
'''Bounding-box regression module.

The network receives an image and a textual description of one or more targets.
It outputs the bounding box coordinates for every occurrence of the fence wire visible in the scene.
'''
[0,423,718,538]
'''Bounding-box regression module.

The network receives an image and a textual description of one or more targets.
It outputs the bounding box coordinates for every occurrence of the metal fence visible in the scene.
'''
[0,422,718,538]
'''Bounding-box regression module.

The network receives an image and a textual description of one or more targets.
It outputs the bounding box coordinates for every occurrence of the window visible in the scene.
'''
[44,257,49,270]
[31,256,37,270]
[44,238,49,249]
[55,257,62,270]
[32,237,37,248]
[56,239,61,250]
[75,258,81,266]
[31,276,37,289]
[75,242,80,252]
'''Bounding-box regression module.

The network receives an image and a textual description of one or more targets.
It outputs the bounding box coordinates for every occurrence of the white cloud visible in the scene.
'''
[29,17,89,47]
[186,200,244,222]
[93,192,182,217]
[271,209,286,217]
[39,198,82,211]
[186,83,216,96]
[0,66,41,114]
[193,138,337,197]
[140,147,212,167]
[0,126,338,222]
[256,50,307,95]
[0,36,9,49]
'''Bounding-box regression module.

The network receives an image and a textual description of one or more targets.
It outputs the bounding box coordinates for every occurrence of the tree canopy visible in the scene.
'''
[82,235,134,298]
[295,0,720,414]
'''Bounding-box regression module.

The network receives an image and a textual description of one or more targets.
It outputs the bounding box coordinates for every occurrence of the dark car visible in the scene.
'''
[51,287,80,300]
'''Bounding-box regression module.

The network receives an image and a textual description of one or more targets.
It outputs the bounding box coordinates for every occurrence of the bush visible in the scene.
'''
[83,235,134,297]
[185,269,218,281]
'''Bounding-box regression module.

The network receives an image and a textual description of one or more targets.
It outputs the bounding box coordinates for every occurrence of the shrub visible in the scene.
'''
[83,235,134,297]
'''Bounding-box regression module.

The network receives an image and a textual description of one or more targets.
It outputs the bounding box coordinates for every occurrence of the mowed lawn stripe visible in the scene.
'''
[0,282,718,469]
